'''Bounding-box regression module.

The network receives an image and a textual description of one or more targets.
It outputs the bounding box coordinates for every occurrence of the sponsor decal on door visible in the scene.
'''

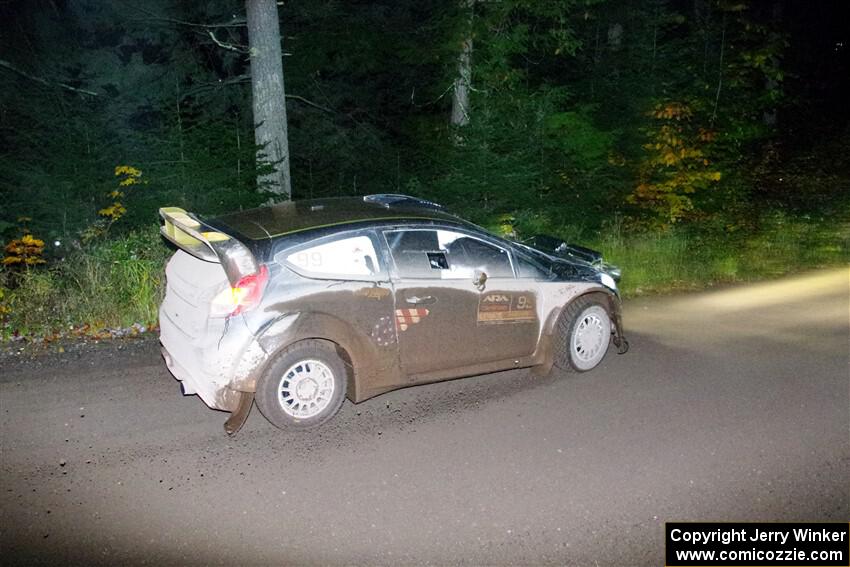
[477,293,536,324]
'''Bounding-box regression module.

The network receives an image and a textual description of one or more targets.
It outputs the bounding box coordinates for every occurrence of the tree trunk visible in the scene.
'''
[246,0,291,198]
[607,22,623,51]
[450,0,474,128]
[607,22,623,82]
[762,0,783,127]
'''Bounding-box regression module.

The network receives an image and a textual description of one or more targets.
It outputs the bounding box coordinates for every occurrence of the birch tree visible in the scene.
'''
[246,0,291,198]
[450,0,474,127]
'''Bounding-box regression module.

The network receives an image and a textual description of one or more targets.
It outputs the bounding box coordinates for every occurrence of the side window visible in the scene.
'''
[445,235,513,278]
[282,235,381,279]
[384,230,441,278]
[515,253,549,279]
[385,229,514,280]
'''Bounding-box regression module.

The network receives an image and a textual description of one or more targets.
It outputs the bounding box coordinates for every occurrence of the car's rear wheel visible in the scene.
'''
[256,340,347,430]
[554,296,612,372]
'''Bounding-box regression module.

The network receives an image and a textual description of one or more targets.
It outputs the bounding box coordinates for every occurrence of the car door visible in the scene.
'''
[274,230,399,384]
[383,227,539,379]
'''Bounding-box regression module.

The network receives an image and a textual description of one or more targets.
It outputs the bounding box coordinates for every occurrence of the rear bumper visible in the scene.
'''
[159,344,236,411]
[158,301,272,412]
[159,306,241,412]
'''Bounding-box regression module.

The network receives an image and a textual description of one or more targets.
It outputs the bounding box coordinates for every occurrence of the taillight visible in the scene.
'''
[210,265,269,317]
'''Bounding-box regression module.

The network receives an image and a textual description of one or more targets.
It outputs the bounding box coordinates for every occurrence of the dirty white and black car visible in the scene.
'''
[158,195,628,434]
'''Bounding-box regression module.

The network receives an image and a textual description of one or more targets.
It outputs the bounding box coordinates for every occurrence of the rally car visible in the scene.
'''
[158,194,628,434]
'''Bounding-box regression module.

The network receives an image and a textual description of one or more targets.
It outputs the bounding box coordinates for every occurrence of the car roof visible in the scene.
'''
[208,195,469,241]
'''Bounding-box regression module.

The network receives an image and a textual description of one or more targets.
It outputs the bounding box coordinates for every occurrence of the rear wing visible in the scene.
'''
[159,207,259,286]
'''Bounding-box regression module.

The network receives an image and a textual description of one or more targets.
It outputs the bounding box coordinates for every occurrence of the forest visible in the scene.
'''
[0,0,848,340]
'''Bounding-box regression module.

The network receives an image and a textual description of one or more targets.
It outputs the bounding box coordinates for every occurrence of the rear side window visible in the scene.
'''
[282,235,381,279]
[385,229,514,279]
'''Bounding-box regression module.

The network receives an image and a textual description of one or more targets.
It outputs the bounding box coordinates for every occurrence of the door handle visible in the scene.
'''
[405,295,436,306]
[473,270,488,291]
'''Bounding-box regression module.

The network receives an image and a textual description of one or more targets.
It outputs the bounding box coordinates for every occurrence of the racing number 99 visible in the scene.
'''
[294,251,323,269]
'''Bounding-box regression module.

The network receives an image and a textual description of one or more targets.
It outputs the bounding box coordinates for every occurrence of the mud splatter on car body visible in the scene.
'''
[158,195,627,433]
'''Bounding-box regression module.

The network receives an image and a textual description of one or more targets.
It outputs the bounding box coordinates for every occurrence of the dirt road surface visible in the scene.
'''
[2,269,848,565]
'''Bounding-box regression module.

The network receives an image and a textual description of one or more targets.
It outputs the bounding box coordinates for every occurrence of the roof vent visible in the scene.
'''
[362,194,444,210]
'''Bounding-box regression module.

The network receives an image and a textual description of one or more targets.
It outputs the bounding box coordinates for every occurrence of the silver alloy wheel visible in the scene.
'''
[570,305,611,371]
[277,359,336,419]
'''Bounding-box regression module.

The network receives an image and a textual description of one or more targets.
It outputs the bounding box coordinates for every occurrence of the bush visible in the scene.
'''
[0,225,170,339]
[595,209,849,296]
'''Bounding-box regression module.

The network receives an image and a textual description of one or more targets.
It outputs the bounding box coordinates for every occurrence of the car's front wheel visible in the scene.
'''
[554,296,612,372]
[255,340,348,430]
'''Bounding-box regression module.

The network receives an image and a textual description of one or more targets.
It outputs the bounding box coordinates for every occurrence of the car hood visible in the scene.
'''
[513,241,600,281]
[513,236,620,289]
[547,256,600,280]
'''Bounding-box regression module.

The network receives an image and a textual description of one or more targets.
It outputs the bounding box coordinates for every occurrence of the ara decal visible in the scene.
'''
[477,293,536,324]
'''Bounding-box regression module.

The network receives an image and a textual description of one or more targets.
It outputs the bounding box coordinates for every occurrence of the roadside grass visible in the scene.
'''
[1,209,847,342]
[593,211,850,296]
[0,225,169,340]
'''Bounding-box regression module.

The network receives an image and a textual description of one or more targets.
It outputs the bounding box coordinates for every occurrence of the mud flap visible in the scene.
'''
[530,334,555,377]
[613,335,630,355]
[223,391,255,436]
[610,303,630,355]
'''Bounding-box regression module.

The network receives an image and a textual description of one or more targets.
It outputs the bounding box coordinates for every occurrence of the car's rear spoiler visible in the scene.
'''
[159,207,259,286]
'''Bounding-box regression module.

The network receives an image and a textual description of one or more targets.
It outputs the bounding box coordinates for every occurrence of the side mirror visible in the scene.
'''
[473,269,488,291]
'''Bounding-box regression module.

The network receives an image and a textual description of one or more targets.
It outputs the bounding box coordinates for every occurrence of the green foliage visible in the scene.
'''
[595,207,850,296]
[628,101,722,226]
[0,0,846,342]
[0,226,169,339]
[544,105,615,170]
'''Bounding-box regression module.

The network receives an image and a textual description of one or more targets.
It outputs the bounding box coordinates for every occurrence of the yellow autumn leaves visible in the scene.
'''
[2,165,147,261]
[98,165,143,222]
[98,202,127,221]
[80,164,146,242]
[3,234,46,266]
[628,102,722,227]
[0,287,9,315]
[651,101,692,121]
[115,165,142,182]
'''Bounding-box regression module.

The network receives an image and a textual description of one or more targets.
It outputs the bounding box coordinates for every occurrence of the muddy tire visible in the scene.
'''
[255,340,348,430]
[553,296,612,373]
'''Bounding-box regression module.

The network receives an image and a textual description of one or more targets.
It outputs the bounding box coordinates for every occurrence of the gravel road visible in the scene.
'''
[2,269,848,565]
